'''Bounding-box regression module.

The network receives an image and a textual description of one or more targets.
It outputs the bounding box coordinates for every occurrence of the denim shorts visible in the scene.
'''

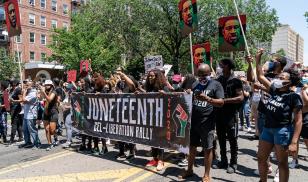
[260,125,293,146]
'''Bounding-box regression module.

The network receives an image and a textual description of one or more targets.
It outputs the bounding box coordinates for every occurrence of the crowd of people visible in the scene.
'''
[0,48,307,182]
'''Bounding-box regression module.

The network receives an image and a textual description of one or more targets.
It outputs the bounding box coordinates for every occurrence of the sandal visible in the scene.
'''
[202,176,211,182]
[178,170,193,180]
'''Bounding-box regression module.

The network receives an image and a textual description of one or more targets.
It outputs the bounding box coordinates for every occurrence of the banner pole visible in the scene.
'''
[16,38,23,88]
[232,0,250,56]
[189,33,194,75]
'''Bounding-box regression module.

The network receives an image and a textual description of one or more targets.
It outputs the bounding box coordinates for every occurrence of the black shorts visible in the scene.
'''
[301,113,308,139]
[43,109,58,122]
[190,122,215,149]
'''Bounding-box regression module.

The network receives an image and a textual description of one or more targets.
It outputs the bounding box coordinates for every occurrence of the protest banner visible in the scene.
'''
[178,0,198,37]
[144,55,163,73]
[67,70,77,82]
[71,92,192,152]
[162,64,173,76]
[4,0,22,37]
[218,15,246,52]
[193,42,211,67]
[3,90,10,111]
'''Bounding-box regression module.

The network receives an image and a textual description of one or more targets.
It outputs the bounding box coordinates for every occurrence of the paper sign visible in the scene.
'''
[162,64,173,76]
[192,42,211,67]
[67,70,77,82]
[4,0,22,37]
[178,0,198,37]
[234,71,246,78]
[144,55,164,73]
[218,15,246,52]
[3,90,10,111]
[80,60,89,73]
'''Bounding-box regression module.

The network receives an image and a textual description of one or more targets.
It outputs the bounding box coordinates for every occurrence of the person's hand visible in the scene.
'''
[246,55,253,64]
[185,89,192,94]
[256,48,264,60]
[134,90,140,95]
[196,93,210,101]
[159,90,166,95]
[288,143,297,156]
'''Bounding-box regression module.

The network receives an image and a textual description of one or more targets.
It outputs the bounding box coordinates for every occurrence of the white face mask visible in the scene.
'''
[216,66,223,76]
[199,76,211,85]
[272,79,284,89]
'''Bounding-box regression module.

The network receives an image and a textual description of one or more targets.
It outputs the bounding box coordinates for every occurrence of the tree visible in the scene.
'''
[275,48,286,57]
[49,0,279,76]
[0,48,19,81]
[305,12,308,24]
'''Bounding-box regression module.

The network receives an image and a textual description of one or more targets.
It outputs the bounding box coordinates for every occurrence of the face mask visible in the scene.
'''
[301,77,308,85]
[216,66,223,76]
[199,76,211,85]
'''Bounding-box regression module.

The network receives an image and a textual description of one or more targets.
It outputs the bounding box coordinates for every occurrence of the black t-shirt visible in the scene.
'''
[10,87,22,113]
[264,84,303,128]
[243,83,251,101]
[191,80,224,129]
[216,75,243,118]
[258,73,278,113]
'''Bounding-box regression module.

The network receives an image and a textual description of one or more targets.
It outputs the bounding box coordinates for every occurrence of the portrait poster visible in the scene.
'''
[67,70,77,82]
[144,55,163,73]
[192,42,211,71]
[218,15,246,52]
[80,60,89,74]
[178,0,198,37]
[4,0,22,37]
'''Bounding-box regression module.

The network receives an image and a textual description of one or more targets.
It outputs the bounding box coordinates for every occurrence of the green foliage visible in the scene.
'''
[49,0,279,76]
[275,48,286,57]
[0,48,19,81]
[305,12,308,24]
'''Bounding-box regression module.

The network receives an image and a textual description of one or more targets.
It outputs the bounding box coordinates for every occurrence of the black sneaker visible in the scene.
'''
[18,143,33,148]
[79,145,86,151]
[99,147,108,155]
[227,164,237,174]
[115,153,126,160]
[126,154,135,160]
[24,143,34,148]
[212,161,228,169]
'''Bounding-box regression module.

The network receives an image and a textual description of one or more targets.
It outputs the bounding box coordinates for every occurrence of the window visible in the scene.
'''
[40,16,46,27]
[40,34,46,45]
[29,32,35,43]
[63,4,68,15]
[15,35,22,43]
[14,51,21,62]
[29,14,35,25]
[51,19,57,29]
[29,0,35,6]
[40,0,46,8]
[63,22,68,31]
[41,52,46,61]
[51,0,57,12]
[30,51,35,61]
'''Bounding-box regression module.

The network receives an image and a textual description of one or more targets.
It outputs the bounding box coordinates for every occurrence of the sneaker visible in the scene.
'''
[106,139,111,145]
[273,169,279,182]
[289,159,299,169]
[156,160,164,171]
[178,158,188,167]
[247,127,252,132]
[115,153,127,160]
[99,147,108,155]
[46,145,53,151]
[62,142,71,149]
[227,164,237,174]
[212,161,228,169]
[126,154,135,160]
[24,143,34,148]
[92,148,100,155]
[146,159,158,167]
[239,126,244,131]
[79,145,86,151]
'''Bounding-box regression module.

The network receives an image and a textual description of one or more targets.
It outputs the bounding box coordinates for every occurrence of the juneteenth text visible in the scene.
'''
[86,96,164,140]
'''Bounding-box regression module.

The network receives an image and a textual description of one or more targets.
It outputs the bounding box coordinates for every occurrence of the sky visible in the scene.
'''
[265,0,307,65]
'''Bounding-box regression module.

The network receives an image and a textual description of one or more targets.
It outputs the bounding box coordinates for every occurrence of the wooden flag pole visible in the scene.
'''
[189,33,194,75]
[232,0,250,56]
[16,37,23,88]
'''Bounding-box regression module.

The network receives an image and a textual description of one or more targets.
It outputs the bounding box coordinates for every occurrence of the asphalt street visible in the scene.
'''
[0,125,307,182]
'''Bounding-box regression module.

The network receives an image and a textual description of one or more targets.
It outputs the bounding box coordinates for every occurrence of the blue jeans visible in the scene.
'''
[0,112,7,137]
[239,100,251,128]
[23,119,40,146]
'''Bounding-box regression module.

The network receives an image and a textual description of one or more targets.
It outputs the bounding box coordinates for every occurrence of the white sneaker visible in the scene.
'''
[247,127,252,132]
[289,159,299,169]
[62,142,71,148]
[273,169,279,182]
[106,139,111,145]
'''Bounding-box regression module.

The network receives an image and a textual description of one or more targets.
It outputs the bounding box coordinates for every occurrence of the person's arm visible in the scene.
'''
[289,108,302,155]
[40,88,56,103]
[196,94,224,107]
[256,49,271,92]
[210,57,217,78]
[301,87,308,105]
[246,55,255,82]
[223,88,244,104]
[118,72,136,92]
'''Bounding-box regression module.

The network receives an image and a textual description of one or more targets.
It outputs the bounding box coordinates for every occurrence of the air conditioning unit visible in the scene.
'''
[29,1,34,6]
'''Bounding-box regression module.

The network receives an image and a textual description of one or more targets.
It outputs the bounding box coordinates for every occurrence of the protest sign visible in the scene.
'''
[3,90,10,111]
[162,64,173,76]
[178,0,198,37]
[144,55,163,73]
[4,0,22,37]
[193,42,211,67]
[80,60,89,74]
[218,15,246,52]
[71,92,192,152]
[67,70,77,82]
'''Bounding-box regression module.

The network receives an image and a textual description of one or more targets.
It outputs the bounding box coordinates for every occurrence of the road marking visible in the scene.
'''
[0,168,142,182]
[0,150,73,175]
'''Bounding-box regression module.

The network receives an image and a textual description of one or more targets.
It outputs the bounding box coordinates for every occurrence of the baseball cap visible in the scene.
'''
[172,74,182,82]
[44,80,53,86]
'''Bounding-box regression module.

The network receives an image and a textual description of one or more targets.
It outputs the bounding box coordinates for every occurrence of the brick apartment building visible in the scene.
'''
[1,0,72,82]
